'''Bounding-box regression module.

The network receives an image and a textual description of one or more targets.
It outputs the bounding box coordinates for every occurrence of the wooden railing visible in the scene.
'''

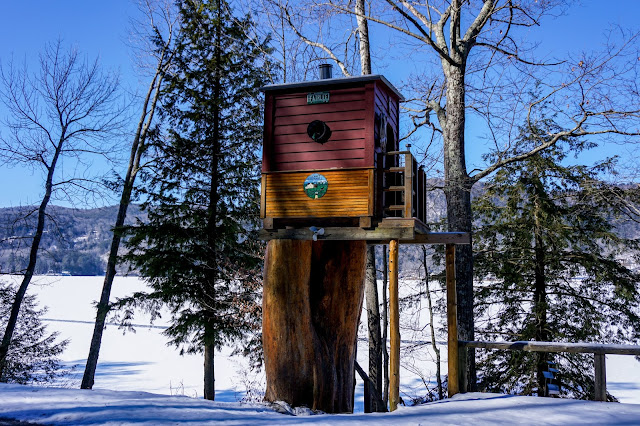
[457,340,640,401]
[383,150,427,223]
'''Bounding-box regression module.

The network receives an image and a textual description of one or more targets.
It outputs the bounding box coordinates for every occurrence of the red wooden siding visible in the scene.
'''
[374,83,400,152]
[266,87,369,172]
[262,79,401,174]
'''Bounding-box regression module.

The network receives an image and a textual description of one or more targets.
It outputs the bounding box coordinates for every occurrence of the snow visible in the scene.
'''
[2,386,640,425]
[2,275,640,424]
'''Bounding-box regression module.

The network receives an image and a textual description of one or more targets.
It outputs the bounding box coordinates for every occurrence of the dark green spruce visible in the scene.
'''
[473,121,640,400]
[0,281,68,384]
[122,0,271,401]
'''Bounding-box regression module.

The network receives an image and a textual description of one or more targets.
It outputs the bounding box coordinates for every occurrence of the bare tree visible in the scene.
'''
[363,246,385,412]
[0,41,123,379]
[421,244,442,399]
[80,0,177,390]
[289,0,640,388]
[250,0,318,83]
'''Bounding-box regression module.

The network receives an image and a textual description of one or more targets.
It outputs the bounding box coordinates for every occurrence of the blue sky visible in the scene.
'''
[0,1,639,207]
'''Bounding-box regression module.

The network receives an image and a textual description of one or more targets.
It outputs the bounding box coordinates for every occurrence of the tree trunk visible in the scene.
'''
[81,153,139,390]
[80,66,163,390]
[262,239,366,413]
[355,0,371,75]
[364,245,384,412]
[204,321,216,400]
[422,245,443,399]
[0,143,61,380]
[381,244,389,406]
[533,198,548,396]
[202,0,223,402]
[81,7,170,389]
[442,65,476,390]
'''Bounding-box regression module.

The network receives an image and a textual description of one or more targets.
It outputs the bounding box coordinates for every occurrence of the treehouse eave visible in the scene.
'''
[260,74,405,102]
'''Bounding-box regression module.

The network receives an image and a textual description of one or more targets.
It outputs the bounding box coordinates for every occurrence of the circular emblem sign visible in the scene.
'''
[303,173,328,199]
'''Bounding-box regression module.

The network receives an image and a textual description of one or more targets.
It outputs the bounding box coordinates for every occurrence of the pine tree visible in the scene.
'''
[0,281,68,384]
[122,0,270,400]
[473,121,640,400]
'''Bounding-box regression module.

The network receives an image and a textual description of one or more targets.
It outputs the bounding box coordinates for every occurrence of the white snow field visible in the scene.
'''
[2,385,640,425]
[1,275,640,425]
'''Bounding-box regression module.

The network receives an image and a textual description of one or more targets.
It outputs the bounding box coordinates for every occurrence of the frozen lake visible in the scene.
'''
[9,275,640,407]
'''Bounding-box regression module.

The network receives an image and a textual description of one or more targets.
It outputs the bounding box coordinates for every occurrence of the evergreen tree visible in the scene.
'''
[122,0,270,400]
[0,281,68,384]
[473,121,640,400]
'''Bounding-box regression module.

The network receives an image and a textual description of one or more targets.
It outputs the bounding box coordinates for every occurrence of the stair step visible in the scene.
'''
[384,186,405,192]
[385,205,405,211]
[384,167,405,173]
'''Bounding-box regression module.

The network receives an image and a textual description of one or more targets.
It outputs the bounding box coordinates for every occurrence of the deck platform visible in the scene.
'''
[259,217,471,245]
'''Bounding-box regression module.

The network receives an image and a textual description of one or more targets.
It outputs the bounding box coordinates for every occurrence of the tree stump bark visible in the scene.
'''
[262,239,366,413]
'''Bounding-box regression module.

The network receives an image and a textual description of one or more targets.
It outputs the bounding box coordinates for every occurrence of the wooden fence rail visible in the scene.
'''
[458,340,640,401]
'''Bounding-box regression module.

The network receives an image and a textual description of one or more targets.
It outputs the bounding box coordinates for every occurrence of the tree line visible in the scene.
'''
[1,0,640,409]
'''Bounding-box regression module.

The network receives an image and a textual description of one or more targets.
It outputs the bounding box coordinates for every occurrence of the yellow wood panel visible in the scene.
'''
[264,169,373,218]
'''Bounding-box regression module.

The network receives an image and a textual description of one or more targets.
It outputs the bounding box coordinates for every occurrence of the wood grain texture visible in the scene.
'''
[594,353,607,401]
[374,82,399,146]
[275,99,366,117]
[364,83,375,166]
[274,119,365,136]
[274,87,365,108]
[265,87,370,172]
[262,94,275,173]
[275,149,364,163]
[264,169,372,218]
[460,340,640,355]
[271,159,367,172]
[262,239,367,413]
[388,239,400,411]
[259,225,414,241]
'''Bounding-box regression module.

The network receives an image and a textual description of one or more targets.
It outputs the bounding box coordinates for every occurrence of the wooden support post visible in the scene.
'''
[403,153,413,218]
[595,353,607,401]
[389,239,400,411]
[458,343,468,394]
[446,243,460,397]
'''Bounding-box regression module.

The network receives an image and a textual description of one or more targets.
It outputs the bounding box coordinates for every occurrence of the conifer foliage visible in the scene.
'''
[473,121,640,400]
[123,0,270,400]
[0,281,67,384]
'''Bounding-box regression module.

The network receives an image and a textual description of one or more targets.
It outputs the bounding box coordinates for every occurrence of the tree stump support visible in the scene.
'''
[261,230,470,413]
[262,239,367,413]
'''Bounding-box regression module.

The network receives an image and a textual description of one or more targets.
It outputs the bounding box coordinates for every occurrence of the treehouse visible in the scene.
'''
[259,67,437,243]
[259,67,471,413]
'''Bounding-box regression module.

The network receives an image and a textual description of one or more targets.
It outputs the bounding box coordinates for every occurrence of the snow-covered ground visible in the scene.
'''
[3,385,640,425]
[1,275,640,425]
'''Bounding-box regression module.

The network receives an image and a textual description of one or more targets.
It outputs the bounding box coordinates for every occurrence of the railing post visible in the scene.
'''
[594,353,606,401]
[403,153,413,218]
[446,243,459,397]
[458,342,468,394]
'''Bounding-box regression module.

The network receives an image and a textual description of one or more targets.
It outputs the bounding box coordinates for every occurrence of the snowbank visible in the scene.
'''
[1,384,640,425]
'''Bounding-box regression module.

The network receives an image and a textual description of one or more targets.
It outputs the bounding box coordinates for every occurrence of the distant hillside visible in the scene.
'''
[0,205,145,276]
[0,181,637,277]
